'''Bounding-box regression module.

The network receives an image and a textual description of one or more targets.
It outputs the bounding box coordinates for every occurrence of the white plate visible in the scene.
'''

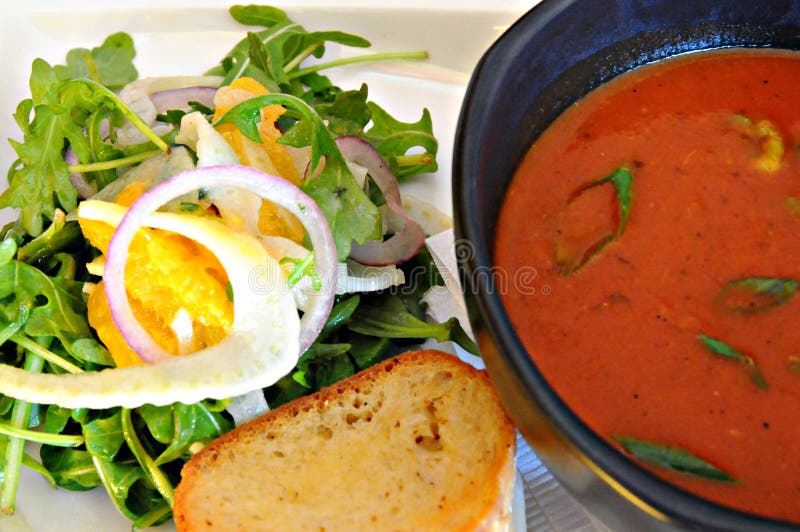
[0,2,601,530]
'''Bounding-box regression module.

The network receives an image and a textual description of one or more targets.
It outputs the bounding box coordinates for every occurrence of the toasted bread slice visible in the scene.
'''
[173,350,516,531]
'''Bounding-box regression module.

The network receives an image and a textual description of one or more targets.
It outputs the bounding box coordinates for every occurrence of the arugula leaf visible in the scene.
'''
[92,456,153,521]
[133,502,173,530]
[304,30,370,49]
[3,60,164,236]
[698,333,767,390]
[215,92,381,257]
[246,31,279,80]
[348,295,478,355]
[293,343,354,389]
[84,109,125,190]
[215,19,306,87]
[12,100,33,136]
[366,102,438,179]
[211,52,281,92]
[16,218,84,267]
[83,411,126,461]
[52,32,137,90]
[120,409,175,507]
[296,72,341,105]
[39,446,102,491]
[264,373,312,407]
[717,277,798,313]
[216,6,370,89]
[69,338,114,367]
[44,405,71,434]
[0,240,16,268]
[2,63,82,235]
[140,401,233,466]
[155,101,215,127]
[229,4,289,26]
[319,295,360,339]
[616,436,736,482]
[138,404,174,445]
[315,84,371,137]
[349,334,391,370]
[0,260,91,352]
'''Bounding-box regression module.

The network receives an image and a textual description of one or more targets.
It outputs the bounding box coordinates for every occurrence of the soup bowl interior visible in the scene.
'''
[453,0,800,530]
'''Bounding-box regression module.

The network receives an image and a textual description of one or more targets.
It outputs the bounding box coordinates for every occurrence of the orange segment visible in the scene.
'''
[115,181,148,207]
[212,77,301,185]
[212,77,306,243]
[88,281,169,368]
[257,200,307,243]
[80,216,233,368]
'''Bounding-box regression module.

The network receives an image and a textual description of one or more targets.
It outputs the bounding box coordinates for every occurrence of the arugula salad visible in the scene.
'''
[0,5,475,528]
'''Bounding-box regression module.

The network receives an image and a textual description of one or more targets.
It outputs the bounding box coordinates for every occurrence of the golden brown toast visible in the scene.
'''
[173,350,516,531]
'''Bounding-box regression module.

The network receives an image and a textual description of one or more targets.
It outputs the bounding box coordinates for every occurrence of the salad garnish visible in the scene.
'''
[0,4,474,526]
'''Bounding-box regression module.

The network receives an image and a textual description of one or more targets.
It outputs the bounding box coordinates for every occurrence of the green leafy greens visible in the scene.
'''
[2,51,163,237]
[207,5,437,180]
[52,32,138,90]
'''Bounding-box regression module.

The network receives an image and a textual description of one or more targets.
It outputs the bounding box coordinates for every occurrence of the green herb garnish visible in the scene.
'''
[555,166,633,275]
[698,333,767,389]
[615,436,736,482]
[717,277,798,313]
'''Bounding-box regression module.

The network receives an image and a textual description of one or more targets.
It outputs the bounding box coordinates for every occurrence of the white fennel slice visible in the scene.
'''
[0,200,300,409]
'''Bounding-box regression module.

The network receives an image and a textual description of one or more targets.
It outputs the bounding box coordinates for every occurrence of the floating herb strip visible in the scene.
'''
[698,333,767,389]
[717,277,797,313]
[606,166,634,233]
[555,166,633,275]
[615,437,736,482]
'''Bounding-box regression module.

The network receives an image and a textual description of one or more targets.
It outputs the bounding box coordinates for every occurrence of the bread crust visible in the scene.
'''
[173,349,516,531]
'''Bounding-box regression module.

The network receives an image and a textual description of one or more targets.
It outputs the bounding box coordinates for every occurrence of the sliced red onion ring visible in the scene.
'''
[65,147,97,199]
[151,86,218,114]
[104,164,337,362]
[335,136,425,265]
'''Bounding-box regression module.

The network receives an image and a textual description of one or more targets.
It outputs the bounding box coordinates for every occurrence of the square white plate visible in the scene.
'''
[0,2,601,530]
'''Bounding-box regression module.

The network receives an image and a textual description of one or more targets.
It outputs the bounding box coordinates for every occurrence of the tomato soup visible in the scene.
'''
[495,49,800,522]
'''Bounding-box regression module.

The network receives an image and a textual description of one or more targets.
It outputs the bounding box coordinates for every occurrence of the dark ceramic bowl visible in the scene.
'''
[453,0,800,530]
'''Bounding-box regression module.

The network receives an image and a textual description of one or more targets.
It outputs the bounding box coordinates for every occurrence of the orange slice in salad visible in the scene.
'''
[213,77,306,243]
[80,200,233,368]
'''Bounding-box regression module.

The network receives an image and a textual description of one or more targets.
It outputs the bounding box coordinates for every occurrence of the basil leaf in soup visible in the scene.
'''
[698,333,767,390]
[717,277,798,313]
[554,166,633,275]
[615,436,736,482]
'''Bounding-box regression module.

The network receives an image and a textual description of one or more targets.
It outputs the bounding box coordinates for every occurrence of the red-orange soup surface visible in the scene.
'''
[495,49,800,522]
